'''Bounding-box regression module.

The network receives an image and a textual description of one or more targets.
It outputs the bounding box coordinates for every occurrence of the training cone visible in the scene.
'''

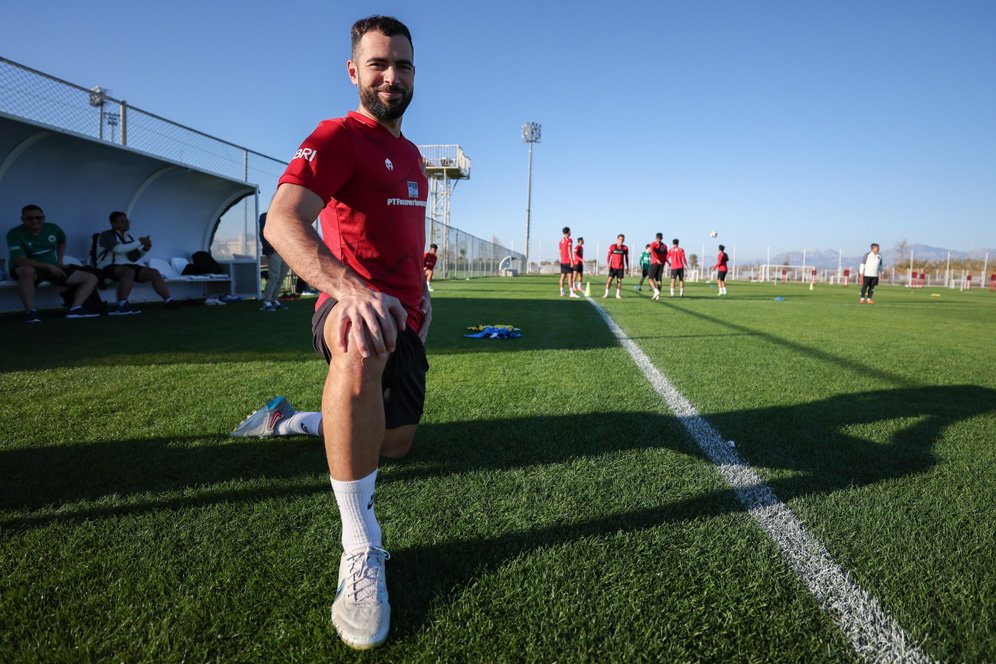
[584,282,591,297]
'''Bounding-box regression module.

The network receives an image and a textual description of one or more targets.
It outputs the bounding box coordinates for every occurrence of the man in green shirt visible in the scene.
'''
[7,204,99,322]
[636,244,651,291]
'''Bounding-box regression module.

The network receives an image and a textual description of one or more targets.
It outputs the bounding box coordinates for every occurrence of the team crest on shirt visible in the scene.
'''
[48,235,56,243]
[407,181,419,198]
[385,158,394,171]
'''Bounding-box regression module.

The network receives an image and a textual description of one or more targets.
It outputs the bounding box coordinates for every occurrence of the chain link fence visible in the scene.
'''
[0,56,287,258]
[428,219,524,279]
[2,56,524,276]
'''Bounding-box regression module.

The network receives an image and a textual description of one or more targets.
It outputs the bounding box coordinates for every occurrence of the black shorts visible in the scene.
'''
[10,264,77,286]
[648,263,664,281]
[99,264,144,281]
[641,266,649,278]
[560,263,573,275]
[717,269,728,281]
[608,267,625,279]
[572,263,583,274]
[671,268,685,280]
[312,298,429,429]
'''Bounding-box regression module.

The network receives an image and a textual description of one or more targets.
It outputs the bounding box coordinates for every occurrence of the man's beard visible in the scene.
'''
[360,83,413,121]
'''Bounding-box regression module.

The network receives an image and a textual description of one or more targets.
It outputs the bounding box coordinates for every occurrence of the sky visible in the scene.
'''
[3,0,995,261]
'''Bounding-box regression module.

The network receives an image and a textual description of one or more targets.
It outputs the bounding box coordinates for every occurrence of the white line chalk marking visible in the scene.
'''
[589,298,932,664]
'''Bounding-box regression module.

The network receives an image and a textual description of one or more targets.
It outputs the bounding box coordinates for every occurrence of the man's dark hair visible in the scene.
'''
[718,244,725,251]
[577,237,583,243]
[351,16,413,57]
[656,232,663,240]
[430,243,438,250]
[871,243,879,249]
[672,238,680,245]
[21,204,42,217]
[109,211,127,224]
[562,226,570,235]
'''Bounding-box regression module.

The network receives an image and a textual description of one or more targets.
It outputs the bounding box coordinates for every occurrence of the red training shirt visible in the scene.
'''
[650,240,668,265]
[714,251,728,271]
[573,243,584,265]
[559,236,573,265]
[423,252,437,270]
[278,111,428,332]
[668,246,688,269]
[607,244,629,270]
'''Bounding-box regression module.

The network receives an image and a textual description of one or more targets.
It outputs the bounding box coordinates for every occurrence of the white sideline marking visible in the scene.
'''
[588,298,933,664]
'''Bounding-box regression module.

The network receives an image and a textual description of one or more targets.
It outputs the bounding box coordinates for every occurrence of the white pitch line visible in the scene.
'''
[588,298,933,664]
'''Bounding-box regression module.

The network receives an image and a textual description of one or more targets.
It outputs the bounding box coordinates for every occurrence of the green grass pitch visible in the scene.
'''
[1,277,993,662]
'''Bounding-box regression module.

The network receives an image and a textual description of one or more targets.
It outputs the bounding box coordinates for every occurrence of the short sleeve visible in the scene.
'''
[278,120,356,203]
[54,225,66,245]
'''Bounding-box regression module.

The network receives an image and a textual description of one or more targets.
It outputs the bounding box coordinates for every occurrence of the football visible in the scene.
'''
[709,230,718,238]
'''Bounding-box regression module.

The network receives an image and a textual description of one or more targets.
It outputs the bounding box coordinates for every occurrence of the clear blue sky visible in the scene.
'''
[4,0,995,261]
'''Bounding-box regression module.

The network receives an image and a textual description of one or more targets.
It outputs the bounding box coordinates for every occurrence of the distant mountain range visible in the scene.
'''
[765,244,995,268]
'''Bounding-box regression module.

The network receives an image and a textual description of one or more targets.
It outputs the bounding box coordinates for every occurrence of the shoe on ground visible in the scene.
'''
[260,300,275,312]
[332,547,391,650]
[205,297,225,306]
[867,299,874,304]
[66,306,99,319]
[615,292,622,299]
[602,293,608,298]
[231,396,296,437]
[271,300,286,310]
[859,298,866,303]
[427,285,434,292]
[110,302,141,316]
[569,292,580,298]
[25,309,41,323]
[652,292,660,301]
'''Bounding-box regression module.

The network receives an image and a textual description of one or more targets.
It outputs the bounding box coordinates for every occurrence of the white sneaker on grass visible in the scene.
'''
[231,396,296,437]
[332,547,391,650]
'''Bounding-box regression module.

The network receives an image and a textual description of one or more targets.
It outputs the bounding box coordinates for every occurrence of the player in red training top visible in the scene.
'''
[572,237,585,293]
[668,238,688,297]
[231,16,427,651]
[713,244,729,296]
[558,227,578,298]
[648,232,668,301]
[603,234,629,299]
[423,243,438,292]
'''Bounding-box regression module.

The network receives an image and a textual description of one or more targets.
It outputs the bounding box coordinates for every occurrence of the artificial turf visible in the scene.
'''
[0,277,992,662]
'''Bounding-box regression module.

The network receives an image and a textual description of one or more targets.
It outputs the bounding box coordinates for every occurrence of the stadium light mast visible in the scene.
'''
[522,122,541,275]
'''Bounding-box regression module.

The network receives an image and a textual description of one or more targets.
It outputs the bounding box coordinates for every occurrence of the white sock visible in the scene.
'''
[275,411,322,436]
[670,288,674,295]
[330,469,381,552]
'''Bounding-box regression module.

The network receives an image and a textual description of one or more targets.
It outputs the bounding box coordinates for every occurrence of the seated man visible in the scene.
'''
[7,204,99,322]
[94,211,178,313]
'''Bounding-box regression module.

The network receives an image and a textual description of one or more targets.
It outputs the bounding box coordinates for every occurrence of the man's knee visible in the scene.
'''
[382,425,416,459]
[16,266,37,282]
[71,270,97,285]
[324,314,388,384]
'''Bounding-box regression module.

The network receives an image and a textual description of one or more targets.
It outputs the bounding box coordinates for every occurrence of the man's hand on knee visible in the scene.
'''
[332,290,407,359]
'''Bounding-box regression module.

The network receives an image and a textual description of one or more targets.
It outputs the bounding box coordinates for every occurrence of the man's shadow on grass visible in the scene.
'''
[389,383,996,638]
[4,384,992,643]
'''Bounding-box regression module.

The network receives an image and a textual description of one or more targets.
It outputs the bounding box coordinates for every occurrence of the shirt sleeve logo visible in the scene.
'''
[293,147,317,162]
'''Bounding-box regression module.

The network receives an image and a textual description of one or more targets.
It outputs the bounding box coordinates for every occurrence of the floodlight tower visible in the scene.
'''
[522,122,541,275]
[418,145,471,277]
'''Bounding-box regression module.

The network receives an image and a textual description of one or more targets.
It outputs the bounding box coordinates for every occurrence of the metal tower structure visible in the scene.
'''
[521,122,541,275]
[418,144,471,276]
